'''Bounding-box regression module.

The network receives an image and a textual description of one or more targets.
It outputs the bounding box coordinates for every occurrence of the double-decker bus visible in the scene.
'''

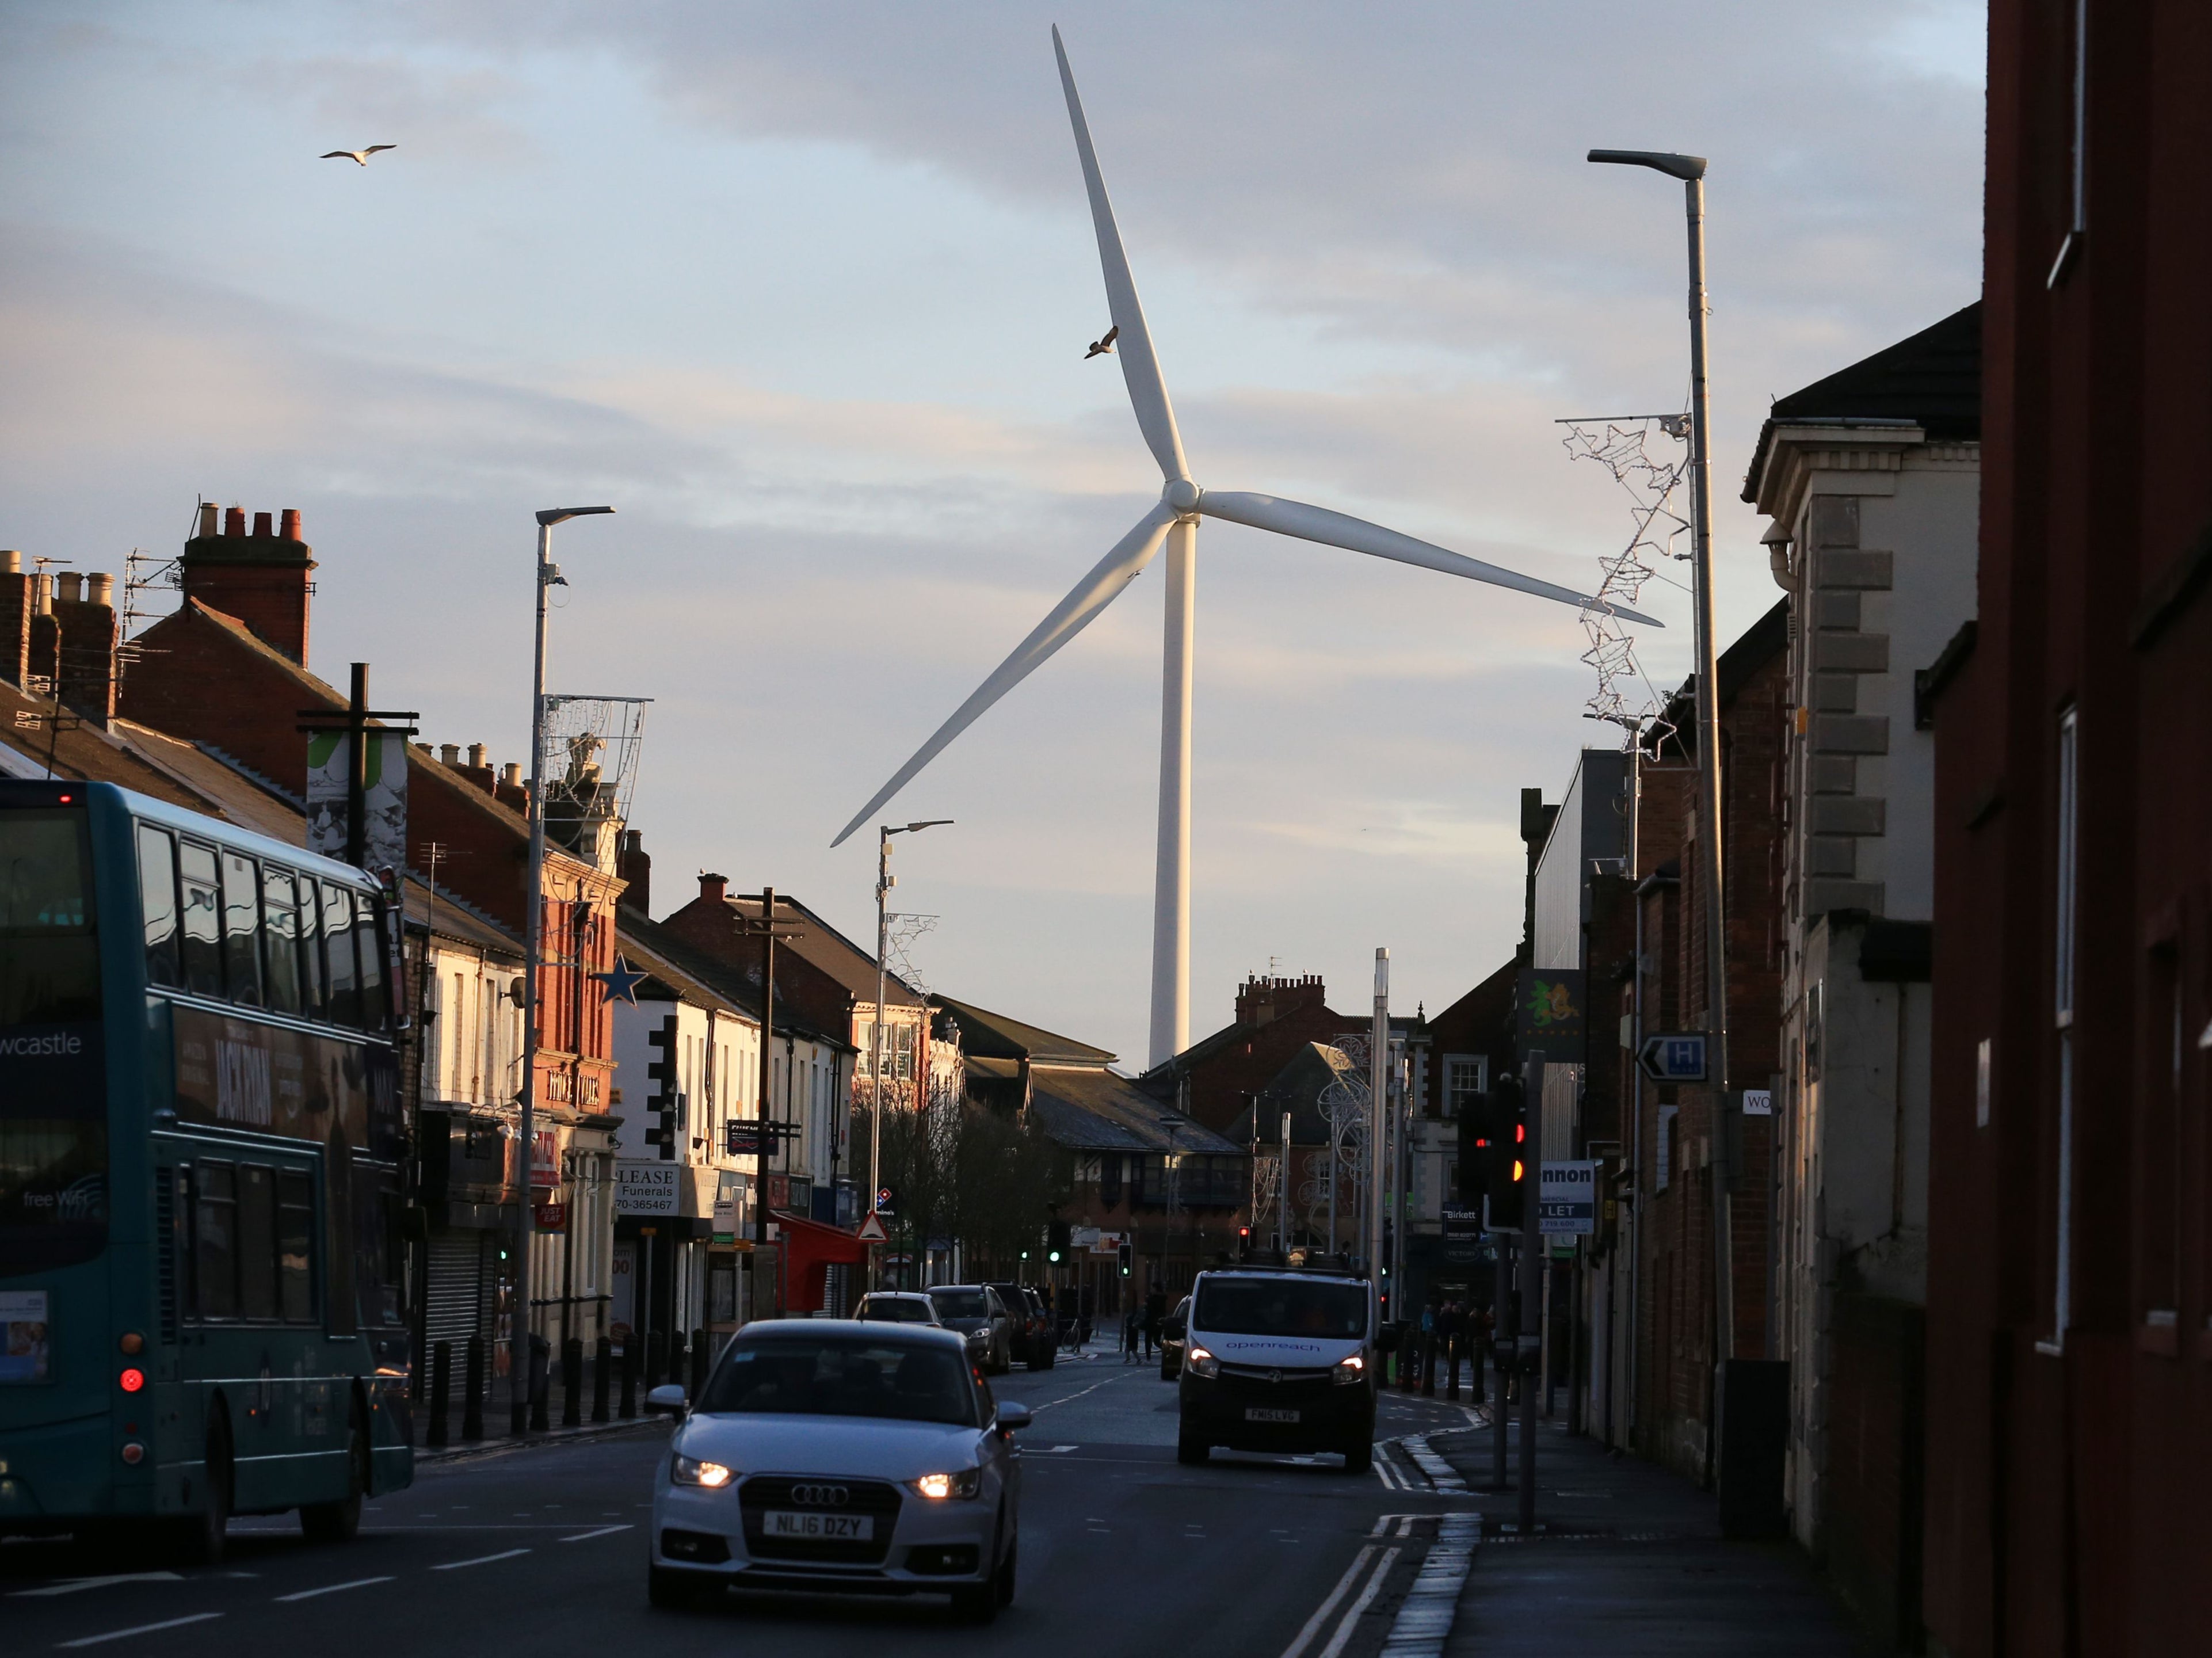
[1,778,413,1561]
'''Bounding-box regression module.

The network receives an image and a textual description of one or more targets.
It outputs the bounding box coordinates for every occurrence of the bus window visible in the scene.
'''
[277,1168,315,1321]
[193,1162,239,1319]
[322,883,360,1027]
[354,1167,406,1328]
[357,898,386,1031]
[261,867,303,1015]
[1,807,100,1025]
[237,1164,278,1320]
[296,871,326,1018]
[137,823,180,988]
[178,841,222,997]
[222,852,263,1007]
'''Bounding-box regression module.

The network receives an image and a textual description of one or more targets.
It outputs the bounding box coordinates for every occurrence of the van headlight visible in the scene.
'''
[1332,1353,1366,1386]
[1184,1344,1220,1379]
[670,1453,734,1488]
[907,1469,982,1500]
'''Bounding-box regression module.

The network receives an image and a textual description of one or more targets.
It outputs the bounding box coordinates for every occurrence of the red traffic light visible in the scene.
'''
[119,1368,146,1393]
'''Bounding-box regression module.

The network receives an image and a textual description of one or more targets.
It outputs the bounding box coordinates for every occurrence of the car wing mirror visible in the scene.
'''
[644,1383,688,1417]
[996,1402,1033,1436]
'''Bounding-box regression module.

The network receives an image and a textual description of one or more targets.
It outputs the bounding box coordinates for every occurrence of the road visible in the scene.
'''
[3,1350,1489,1657]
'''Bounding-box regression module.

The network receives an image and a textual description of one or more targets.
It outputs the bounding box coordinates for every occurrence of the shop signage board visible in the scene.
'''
[1538,1160,1599,1235]
[615,1160,679,1215]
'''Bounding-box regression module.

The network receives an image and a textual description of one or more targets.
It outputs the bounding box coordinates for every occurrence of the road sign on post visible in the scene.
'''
[1538,1161,1599,1235]
[1637,1031,1708,1083]
[856,1211,887,1244]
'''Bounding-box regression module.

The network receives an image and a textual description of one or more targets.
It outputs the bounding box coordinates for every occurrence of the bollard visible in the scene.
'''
[619,1337,638,1420]
[1422,1332,1437,1397]
[561,1337,583,1428]
[1446,1333,1462,1401]
[691,1327,709,1397]
[666,1329,688,1399]
[426,1341,452,1449]
[592,1336,612,1424]
[645,1330,668,1393]
[528,1332,550,1433]
[462,1335,486,1442]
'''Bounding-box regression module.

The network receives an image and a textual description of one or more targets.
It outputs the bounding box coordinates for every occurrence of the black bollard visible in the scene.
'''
[462,1335,486,1442]
[645,1330,668,1392]
[592,1336,612,1424]
[528,1332,550,1433]
[691,1327,709,1398]
[561,1337,583,1428]
[666,1329,688,1398]
[1422,1332,1437,1397]
[1446,1333,1462,1401]
[619,1337,638,1420]
[426,1340,452,1449]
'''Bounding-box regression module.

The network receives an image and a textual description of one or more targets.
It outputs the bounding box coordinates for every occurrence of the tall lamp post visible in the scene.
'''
[514,504,613,1435]
[870,818,952,1287]
[1586,148,1734,1388]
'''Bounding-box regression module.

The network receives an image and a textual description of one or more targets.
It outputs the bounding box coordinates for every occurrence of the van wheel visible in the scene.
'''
[1341,1438,1374,1475]
[301,1403,368,1542]
[1176,1430,1209,1466]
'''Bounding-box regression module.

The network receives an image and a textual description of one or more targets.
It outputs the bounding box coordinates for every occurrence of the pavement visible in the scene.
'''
[1,1343,1868,1657]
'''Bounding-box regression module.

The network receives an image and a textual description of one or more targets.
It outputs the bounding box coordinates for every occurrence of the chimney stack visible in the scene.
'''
[619,829,652,914]
[52,569,119,727]
[180,501,315,662]
[698,872,729,906]
[0,552,29,688]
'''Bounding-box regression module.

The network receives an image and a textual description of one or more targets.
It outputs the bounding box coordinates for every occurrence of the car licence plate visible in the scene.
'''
[764,1511,874,1541]
[1245,1407,1300,1424]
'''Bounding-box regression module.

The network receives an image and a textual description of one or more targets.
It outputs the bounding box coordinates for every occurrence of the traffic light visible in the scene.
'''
[1485,1072,1529,1230]
[1116,1240,1132,1277]
[1047,1219,1071,1263]
[1237,1224,1252,1261]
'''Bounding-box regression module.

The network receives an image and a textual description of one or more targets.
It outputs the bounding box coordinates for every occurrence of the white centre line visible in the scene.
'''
[273,1577,393,1603]
[558,1525,632,1543]
[1315,1546,1401,1658]
[1278,1543,1376,1658]
[429,1549,530,1571]
[57,1613,223,1648]
[12,1575,182,1599]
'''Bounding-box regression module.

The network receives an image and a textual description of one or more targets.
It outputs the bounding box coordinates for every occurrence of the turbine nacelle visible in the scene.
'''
[1165,479,1201,516]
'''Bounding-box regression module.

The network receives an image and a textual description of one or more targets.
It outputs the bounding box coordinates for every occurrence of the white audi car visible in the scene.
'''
[645,1320,1030,1622]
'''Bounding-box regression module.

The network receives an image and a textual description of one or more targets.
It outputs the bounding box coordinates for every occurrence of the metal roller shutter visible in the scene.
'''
[423,1229,489,1347]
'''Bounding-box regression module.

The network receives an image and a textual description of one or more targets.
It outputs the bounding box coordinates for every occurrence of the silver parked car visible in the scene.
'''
[926,1285,1016,1374]
[646,1321,1029,1622]
[856,1292,943,1327]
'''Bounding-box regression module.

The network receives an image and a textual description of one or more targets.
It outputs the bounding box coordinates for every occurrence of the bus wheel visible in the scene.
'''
[302,1404,367,1543]
[171,1414,232,1565]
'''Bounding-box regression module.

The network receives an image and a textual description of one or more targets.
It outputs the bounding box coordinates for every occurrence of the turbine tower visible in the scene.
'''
[836,27,1658,1068]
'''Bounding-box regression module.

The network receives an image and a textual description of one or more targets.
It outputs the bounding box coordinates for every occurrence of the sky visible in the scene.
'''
[0,1,1986,1068]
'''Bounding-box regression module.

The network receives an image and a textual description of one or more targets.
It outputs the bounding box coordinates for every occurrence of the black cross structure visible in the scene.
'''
[296,662,419,870]
[726,888,804,1263]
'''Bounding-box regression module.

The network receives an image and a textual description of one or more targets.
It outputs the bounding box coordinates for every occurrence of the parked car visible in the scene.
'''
[986,1282,1056,1370]
[644,1320,1029,1621]
[856,1293,943,1328]
[925,1285,1016,1374]
[1159,1294,1191,1380]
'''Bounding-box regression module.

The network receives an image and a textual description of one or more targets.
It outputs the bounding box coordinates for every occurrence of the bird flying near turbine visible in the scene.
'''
[834,26,1660,1069]
[1085,324,1119,359]
[321,145,396,165]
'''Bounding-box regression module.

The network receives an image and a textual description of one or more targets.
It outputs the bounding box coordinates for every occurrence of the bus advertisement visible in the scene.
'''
[0,777,414,1561]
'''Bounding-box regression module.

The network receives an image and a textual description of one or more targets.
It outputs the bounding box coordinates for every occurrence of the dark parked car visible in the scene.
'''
[927,1285,1017,1374]
[987,1282,1056,1370]
[1159,1294,1191,1380]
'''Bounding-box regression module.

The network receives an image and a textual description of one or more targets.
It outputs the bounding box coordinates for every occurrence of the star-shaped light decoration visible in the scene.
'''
[590,954,649,1005]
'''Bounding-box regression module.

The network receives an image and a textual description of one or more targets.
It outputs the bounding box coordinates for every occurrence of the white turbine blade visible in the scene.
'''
[1197,490,1665,626]
[1052,25,1189,483]
[831,503,1179,847]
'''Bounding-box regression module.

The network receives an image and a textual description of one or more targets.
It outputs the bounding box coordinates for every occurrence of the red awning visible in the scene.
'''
[774,1210,869,1314]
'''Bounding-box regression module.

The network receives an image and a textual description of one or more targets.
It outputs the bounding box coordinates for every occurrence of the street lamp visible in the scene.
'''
[870,818,952,1283]
[514,504,613,1435]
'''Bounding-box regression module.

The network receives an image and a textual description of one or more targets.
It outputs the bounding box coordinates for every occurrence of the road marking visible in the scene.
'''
[1378,1512,1479,1658]
[558,1525,631,1543]
[273,1577,393,1603]
[430,1549,530,1571]
[57,1613,223,1648]
[1044,1444,1080,1453]
[12,1575,181,1599]
[1027,1370,1135,1412]
[1314,1546,1400,1658]
[1278,1543,1376,1658]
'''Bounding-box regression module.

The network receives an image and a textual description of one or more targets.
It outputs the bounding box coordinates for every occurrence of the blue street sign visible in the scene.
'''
[1637,1031,1708,1083]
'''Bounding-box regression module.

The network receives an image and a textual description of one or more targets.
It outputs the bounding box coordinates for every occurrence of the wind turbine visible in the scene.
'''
[835,26,1660,1069]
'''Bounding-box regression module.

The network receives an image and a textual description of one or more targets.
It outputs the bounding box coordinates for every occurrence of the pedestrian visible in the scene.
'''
[1419,1298,1439,1397]
[1439,1298,1464,1400]
[1122,1302,1139,1363]
[1078,1285,1095,1350]
[1143,1284,1166,1360]
[1471,1300,1494,1406]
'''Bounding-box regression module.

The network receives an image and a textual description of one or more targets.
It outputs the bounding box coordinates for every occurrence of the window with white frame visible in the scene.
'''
[1444,1055,1488,1118]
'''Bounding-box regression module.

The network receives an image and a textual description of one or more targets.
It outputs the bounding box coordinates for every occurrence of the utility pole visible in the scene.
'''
[1368,950,1388,1294]
[869,820,951,1290]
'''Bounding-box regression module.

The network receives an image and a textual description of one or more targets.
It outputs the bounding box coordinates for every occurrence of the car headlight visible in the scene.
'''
[670,1453,734,1488]
[906,1468,982,1500]
[1332,1353,1366,1386]
[1184,1344,1220,1379]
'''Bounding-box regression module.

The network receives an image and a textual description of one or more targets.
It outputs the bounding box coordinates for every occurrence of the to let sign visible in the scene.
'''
[1538,1161,1599,1236]
[615,1161,679,1216]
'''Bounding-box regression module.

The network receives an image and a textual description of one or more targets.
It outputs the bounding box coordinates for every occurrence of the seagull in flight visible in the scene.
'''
[321,145,396,166]
[1084,324,1118,359]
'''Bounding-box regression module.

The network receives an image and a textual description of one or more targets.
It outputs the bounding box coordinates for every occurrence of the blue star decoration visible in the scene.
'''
[590,954,649,1005]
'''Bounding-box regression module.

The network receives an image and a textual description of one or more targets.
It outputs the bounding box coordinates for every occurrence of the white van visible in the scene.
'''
[1173,1266,1389,1472]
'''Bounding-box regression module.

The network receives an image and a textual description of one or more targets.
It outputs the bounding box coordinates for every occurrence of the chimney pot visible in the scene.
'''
[467,742,487,768]
[699,872,729,905]
[0,551,18,575]
[279,508,302,541]
[56,572,83,604]
[501,762,522,788]
[440,743,461,765]
[32,574,52,616]
[224,508,246,537]
[197,503,218,539]
[252,511,274,539]
[87,573,114,607]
